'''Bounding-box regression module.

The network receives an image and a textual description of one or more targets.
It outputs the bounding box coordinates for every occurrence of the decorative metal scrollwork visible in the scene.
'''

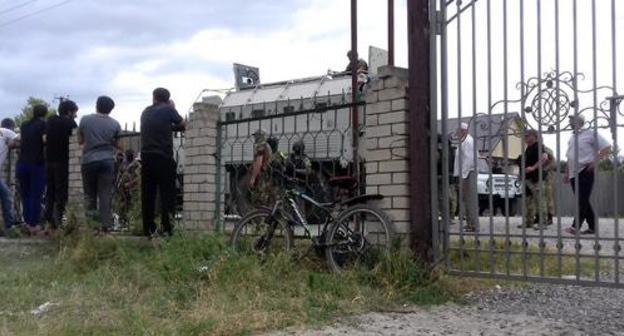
[483,71,618,134]
[521,71,577,133]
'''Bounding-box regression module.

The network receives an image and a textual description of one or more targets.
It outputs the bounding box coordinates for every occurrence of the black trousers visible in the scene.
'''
[82,160,115,230]
[141,153,176,236]
[45,161,69,229]
[570,168,595,231]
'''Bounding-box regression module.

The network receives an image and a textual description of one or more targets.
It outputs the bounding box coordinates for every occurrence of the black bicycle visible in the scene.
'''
[230,176,393,273]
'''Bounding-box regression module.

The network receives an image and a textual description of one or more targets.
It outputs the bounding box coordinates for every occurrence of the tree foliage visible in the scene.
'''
[14,97,56,127]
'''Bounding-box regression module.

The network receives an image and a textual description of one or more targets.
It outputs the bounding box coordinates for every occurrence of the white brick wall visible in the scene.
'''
[68,134,84,206]
[182,102,220,231]
[362,66,411,240]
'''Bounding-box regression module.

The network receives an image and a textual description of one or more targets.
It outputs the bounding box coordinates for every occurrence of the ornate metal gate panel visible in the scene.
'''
[434,0,624,287]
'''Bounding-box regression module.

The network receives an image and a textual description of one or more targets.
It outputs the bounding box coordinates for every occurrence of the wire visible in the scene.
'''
[0,0,74,28]
[0,0,39,16]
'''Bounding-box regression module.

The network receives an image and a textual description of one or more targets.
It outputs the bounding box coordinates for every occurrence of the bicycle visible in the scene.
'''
[230,175,393,273]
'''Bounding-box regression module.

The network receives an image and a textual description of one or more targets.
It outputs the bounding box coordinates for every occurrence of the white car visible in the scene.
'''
[476,159,522,216]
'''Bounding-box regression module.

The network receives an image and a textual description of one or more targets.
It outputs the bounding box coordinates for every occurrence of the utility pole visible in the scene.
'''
[388,0,395,66]
[350,0,360,187]
[407,0,433,262]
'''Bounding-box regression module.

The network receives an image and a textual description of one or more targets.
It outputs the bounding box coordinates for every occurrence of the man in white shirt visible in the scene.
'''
[454,122,479,232]
[0,118,19,236]
[564,115,611,235]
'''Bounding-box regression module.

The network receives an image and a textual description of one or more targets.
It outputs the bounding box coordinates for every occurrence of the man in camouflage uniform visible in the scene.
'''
[542,146,555,225]
[285,140,312,180]
[518,130,554,230]
[267,136,286,172]
[114,149,141,227]
[249,130,276,207]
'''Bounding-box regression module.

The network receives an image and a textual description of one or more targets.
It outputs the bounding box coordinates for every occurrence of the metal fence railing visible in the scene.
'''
[216,101,365,236]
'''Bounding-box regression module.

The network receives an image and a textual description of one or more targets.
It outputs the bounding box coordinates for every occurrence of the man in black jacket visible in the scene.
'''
[45,99,78,232]
[140,88,186,237]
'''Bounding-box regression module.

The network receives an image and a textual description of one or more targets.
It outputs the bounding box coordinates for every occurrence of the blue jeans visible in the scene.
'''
[16,163,46,227]
[0,180,15,229]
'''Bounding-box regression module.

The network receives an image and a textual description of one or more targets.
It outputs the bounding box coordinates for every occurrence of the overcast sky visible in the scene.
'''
[1,0,622,154]
[0,0,408,127]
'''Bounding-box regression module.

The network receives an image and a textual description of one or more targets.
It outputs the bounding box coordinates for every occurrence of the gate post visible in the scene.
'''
[407,0,433,262]
[182,101,220,231]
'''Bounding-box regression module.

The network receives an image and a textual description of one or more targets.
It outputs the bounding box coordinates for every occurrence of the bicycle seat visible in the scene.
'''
[328,176,358,190]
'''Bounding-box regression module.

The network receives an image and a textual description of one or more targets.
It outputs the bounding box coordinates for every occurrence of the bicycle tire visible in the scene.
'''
[230,208,294,256]
[325,204,393,273]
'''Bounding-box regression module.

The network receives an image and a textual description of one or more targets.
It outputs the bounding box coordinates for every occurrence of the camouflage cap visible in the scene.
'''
[253,129,267,145]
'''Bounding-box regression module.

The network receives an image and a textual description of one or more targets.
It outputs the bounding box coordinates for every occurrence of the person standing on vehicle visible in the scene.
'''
[44,99,78,233]
[79,96,122,234]
[453,122,479,232]
[140,88,185,237]
[519,129,554,230]
[16,105,47,235]
[0,119,19,236]
[345,50,369,74]
[564,115,611,235]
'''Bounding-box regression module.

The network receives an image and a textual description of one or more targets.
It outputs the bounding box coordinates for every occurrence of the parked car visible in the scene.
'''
[476,158,522,216]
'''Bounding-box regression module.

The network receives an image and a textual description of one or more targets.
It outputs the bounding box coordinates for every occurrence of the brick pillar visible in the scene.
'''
[363,66,410,237]
[182,102,219,231]
[68,133,84,206]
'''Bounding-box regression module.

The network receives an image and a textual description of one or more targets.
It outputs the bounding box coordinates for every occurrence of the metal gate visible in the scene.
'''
[434,0,624,287]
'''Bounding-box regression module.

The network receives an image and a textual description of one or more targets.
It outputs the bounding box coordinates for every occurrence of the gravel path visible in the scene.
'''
[270,283,624,336]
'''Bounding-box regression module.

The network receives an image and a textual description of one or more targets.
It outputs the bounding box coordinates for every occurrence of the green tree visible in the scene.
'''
[14,97,56,127]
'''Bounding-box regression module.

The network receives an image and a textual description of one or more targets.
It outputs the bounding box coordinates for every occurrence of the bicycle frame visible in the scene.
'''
[270,189,335,241]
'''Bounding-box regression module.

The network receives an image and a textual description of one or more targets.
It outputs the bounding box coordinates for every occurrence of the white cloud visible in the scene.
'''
[97,0,408,127]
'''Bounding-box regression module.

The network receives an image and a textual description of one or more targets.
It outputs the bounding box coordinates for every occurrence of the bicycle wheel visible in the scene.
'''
[325,204,393,273]
[230,208,293,256]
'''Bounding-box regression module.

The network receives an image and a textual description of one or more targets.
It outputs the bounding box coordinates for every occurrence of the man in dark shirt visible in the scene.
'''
[518,129,554,229]
[44,99,78,232]
[16,104,47,234]
[140,87,186,237]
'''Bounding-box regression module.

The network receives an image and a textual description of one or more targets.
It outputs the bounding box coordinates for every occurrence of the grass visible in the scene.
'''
[0,233,467,336]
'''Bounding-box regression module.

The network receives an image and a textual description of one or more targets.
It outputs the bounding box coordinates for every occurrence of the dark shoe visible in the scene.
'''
[581,229,595,235]
[565,227,578,235]
[28,225,44,236]
[462,226,476,233]
[533,224,548,231]
[517,224,533,229]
